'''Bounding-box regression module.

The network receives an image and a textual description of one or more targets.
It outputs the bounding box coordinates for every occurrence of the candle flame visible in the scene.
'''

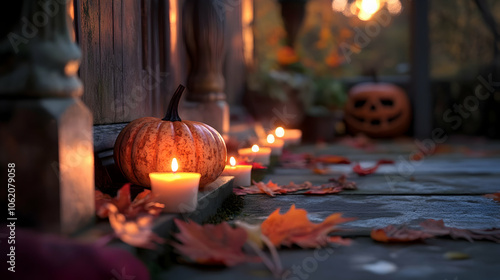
[171,158,178,172]
[275,127,285,138]
[230,156,236,167]
[251,145,259,152]
[267,134,275,144]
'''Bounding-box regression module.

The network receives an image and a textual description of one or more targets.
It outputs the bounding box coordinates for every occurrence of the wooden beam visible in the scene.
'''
[410,0,432,139]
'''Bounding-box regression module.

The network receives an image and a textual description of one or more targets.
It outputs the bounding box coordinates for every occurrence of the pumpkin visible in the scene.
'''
[344,83,411,138]
[114,85,227,188]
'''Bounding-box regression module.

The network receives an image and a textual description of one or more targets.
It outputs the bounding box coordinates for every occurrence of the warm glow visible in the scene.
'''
[360,0,380,15]
[242,0,254,66]
[230,156,236,167]
[357,10,373,21]
[387,0,402,15]
[275,127,285,138]
[267,134,275,144]
[169,0,178,54]
[332,0,347,12]
[251,145,259,152]
[334,0,399,21]
[171,158,178,172]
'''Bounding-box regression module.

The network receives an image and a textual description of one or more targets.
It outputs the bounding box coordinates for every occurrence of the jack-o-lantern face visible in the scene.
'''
[344,83,411,138]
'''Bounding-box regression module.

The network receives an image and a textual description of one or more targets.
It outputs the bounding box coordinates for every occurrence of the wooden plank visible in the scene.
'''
[99,0,116,123]
[239,195,500,234]
[113,0,124,122]
[79,0,101,123]
[122,0,147,122]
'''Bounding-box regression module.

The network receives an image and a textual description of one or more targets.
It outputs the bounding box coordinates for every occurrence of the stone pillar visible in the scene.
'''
[181,0,229,135]
[0,0,94,235]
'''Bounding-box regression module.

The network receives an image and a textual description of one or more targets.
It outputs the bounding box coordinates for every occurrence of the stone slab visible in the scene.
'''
[237,195,500,235]
[159,237,500,280]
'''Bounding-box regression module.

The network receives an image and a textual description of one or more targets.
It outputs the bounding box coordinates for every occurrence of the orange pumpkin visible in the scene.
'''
[344,83,411,138]
[114,85,227,188]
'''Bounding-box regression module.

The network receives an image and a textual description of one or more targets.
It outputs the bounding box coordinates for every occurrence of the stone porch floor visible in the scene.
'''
[159,139,500,280]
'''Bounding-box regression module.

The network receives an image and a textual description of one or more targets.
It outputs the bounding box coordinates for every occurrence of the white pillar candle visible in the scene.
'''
[261,134,284,156]
[275,127,302,146]
[238,144,271,165]
[221,157,252,186]
[149,158,200,213]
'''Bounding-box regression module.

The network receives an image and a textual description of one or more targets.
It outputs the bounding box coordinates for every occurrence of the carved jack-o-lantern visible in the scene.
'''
[344,83,411,138]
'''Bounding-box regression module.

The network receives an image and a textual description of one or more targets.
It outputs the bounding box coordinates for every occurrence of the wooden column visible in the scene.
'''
[410,0,432,139]
[0,0,94,234]
[181,0,229,134]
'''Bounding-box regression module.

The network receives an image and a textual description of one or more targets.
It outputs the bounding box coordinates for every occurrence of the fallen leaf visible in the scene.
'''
[420,219,500,243]
[278,181,312,194]
[261,204,354,248]
[234,181,311,196]
[329,174,358,190]
[313,167,330,175]
[95,184,164,219]
[172,219,260,266]
[353,159,394,176]
[371,225,434,243]
[304,184,343,195]
[105,203,165,250]
[314,155,351,165]
[484,192,500,202]
[304,175,357,195]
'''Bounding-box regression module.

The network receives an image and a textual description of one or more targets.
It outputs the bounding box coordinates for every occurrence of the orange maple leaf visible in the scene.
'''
[484,192,500,202]
[371,225,434,243]
[172,219,260,266]
[95,183,164,219]
[261,205,354,248]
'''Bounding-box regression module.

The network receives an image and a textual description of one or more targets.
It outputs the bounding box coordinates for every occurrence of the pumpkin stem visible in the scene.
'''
[163,84,185,121]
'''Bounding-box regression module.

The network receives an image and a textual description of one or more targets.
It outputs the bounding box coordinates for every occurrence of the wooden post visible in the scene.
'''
[181,0,229,134]
[410,0,432,139]
[0,0,94,235]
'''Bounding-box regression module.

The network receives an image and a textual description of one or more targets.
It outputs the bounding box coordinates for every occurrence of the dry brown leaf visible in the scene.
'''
[172,219,260,266]
[371,225,434,243]
[420,219,500,243]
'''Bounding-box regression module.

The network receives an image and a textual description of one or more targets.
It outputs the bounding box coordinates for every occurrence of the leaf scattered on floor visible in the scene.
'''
[95,184,165,249]
[484,192,500,202]
[371,219,500,243]
[261,204,354,248]
[420,219,500,243]
[353,159,394,176]
[234,176,356,196]
[172,219,260,266]
[371,225,434,243]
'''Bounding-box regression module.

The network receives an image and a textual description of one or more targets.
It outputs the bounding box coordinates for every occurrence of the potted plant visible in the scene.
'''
[302,78,347,142]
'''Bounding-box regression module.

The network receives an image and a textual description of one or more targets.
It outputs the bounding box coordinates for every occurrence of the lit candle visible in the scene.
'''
[221,157,252,186]
[238,144,271,165]
[149,158,201,213]
[261,134,284,156]
[275,127,302,146]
